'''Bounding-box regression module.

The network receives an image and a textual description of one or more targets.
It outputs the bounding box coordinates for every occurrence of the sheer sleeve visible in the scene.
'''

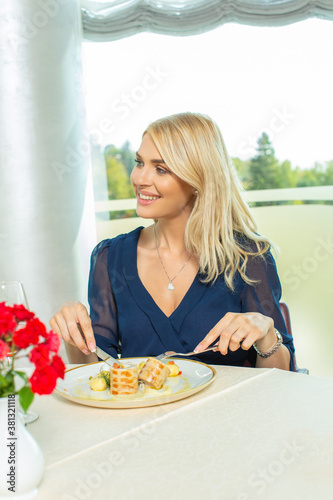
[88,240,120,358]
[240,250,295,371]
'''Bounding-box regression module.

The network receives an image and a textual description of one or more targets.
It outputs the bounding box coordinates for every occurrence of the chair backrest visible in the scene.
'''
[279,302,292,336]
[279,301,309,374]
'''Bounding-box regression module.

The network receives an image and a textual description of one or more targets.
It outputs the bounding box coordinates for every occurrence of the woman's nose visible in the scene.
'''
[132,165,152,186]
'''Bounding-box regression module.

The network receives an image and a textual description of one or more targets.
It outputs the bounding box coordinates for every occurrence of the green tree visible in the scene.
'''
[279,160,298,188]
[323,161,333,185]
[248,133,282,189]
[232,158,251,188]
[104,147,134,200]
[105,142,135,177]
[296,163,322,187]
[294,161,333,187]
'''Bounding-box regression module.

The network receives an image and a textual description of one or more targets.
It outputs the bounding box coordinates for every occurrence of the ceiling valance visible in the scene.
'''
[81,0,333,41]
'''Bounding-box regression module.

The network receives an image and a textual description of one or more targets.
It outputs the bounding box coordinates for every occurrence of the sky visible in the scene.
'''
[82,18,333,170]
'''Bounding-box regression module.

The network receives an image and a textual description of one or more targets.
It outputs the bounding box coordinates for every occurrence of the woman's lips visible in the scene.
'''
[137,192,160,205]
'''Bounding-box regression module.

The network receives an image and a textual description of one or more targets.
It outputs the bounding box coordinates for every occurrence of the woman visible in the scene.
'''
[50,112,295,370]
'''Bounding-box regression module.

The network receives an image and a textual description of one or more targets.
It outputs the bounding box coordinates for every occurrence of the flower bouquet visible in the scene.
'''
[0,302,65,413]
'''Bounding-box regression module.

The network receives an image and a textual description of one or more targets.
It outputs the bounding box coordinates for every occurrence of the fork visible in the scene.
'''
[156,342,219,361]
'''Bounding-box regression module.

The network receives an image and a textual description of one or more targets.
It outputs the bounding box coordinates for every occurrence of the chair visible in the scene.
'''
[279,301,309,374]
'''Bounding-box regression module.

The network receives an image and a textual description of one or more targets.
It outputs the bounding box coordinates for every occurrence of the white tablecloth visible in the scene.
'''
[26,365,333,500]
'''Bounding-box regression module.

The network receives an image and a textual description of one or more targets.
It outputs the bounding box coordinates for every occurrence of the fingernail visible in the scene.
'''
[83,349,89,355]
[193,344,203,353]
[89,343,96,352]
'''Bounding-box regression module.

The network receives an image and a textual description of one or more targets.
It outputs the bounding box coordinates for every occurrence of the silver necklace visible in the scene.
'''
[154,223,192,291]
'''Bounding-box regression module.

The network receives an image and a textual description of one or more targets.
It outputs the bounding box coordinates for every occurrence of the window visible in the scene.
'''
[82,19,333,203]
[82,21,333,376]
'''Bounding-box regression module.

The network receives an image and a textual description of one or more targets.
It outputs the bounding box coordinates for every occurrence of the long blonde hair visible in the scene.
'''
[145,112,272,290]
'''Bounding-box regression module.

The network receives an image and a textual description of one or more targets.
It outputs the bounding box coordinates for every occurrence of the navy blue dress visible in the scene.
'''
[88,227,295,370]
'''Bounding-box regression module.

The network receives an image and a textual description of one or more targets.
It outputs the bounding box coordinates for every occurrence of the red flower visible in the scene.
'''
[11,304,35,322]
[44,331,61,353]
[28,318,47,337]
[0,302,8,313]
[0,305,16,335]
[0,339,10,360]
[0,302,66,411]
[13,324,39,348]
[29,365,58,395]
[50,354,66,379]
[13,317,48,348]
[29,344,50,368]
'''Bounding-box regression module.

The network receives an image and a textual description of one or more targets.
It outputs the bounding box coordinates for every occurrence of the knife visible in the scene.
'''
[77,322,119,367]
[95,346,119,367]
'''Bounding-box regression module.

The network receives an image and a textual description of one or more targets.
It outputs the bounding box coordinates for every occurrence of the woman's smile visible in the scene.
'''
[137,190,161,204]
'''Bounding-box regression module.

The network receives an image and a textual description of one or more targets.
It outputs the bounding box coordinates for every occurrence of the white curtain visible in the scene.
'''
[0,0,96,324]
[81,0,333,41]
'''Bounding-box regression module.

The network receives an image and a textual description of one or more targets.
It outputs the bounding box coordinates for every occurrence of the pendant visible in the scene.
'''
[168,281,175,291]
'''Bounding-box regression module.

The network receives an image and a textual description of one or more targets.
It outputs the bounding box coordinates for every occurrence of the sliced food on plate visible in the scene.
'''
[90,357,181,395]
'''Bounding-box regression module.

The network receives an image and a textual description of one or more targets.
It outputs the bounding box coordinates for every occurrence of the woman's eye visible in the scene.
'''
[134,159,144,167]
[156,166,168,175]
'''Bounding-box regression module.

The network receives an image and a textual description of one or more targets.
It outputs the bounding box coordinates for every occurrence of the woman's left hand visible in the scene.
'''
[194,312,275,355]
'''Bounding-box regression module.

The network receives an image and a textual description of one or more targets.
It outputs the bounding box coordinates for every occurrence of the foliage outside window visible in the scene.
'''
[91,132,333,218]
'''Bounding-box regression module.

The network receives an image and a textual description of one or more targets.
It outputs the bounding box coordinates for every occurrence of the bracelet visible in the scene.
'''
[253,329,283,358]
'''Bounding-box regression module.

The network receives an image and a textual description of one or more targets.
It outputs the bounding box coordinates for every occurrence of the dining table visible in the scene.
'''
[24,361,333,500]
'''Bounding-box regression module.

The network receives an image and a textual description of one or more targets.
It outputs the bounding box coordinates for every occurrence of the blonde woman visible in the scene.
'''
[50,112,295,370]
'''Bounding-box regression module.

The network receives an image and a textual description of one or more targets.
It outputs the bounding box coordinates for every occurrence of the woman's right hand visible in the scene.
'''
[49,301,96,355]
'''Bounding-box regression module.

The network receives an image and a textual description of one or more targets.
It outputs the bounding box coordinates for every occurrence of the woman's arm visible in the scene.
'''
[253,325,290,370]
[87,239,120,358]
[194,250,295,371]
[50,239,120,364]
[194,311,290,370]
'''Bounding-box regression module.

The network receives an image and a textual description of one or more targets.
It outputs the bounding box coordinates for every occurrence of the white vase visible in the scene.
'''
[0,395,44,499]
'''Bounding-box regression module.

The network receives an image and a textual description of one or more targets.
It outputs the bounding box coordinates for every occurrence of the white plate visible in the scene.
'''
[55,357,216,408]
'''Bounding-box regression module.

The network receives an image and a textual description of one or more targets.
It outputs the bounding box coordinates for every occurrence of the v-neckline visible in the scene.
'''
[122,227,206,321]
